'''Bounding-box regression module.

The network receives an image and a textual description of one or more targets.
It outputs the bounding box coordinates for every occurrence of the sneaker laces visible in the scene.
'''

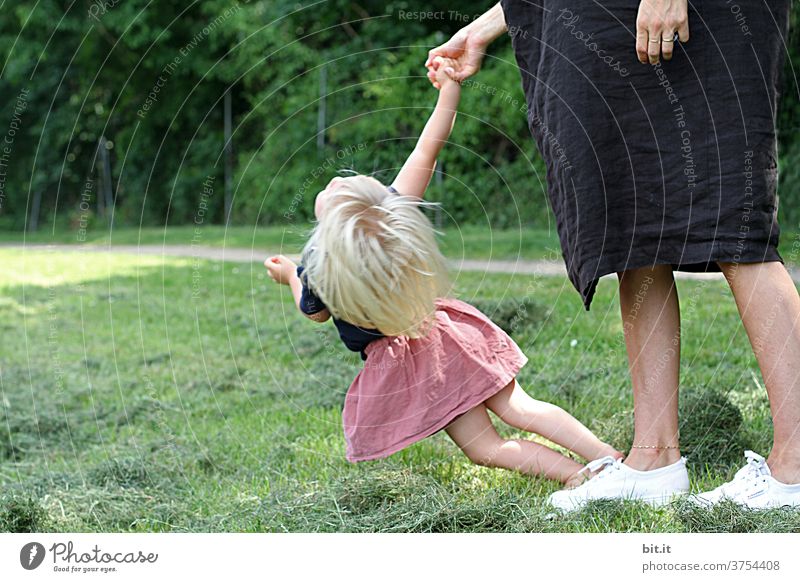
[577,455,623,482]
[727,450,770,496]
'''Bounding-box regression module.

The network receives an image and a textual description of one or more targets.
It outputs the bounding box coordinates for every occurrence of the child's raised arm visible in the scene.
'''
[390,58,461,199]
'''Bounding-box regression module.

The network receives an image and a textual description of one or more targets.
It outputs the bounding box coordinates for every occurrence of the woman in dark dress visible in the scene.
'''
[426,0,800,510]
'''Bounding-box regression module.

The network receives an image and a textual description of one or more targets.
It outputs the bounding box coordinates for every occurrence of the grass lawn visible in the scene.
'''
[2,247,799,532]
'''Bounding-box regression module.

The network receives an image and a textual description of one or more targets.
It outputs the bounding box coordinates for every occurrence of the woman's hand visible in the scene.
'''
[635,0,689,64]
[424,3,507,89]
[264,255,297,285]
[425,28,487,89]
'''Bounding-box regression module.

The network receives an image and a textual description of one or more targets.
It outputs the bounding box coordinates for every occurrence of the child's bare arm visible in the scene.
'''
[265,255,331,323]
[289,275,331,322]
[390,57,461,199]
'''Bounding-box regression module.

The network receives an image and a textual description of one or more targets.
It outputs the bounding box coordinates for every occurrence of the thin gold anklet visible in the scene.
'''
[631,444,680,449]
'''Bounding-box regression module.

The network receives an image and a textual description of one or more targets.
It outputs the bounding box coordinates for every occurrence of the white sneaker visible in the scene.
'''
[547,455,690,512]
[689,450,800,510]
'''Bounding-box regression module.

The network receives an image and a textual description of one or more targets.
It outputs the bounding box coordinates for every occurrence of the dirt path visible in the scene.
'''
[5,243,799,282]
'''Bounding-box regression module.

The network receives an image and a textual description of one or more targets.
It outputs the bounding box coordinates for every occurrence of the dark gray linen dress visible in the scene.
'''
[500,0,791,308]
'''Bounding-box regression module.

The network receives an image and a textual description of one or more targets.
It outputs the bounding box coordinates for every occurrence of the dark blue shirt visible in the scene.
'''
[296,265,384,360]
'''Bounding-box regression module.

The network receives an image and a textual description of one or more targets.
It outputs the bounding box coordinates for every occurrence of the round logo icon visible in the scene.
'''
[20,542,46,570]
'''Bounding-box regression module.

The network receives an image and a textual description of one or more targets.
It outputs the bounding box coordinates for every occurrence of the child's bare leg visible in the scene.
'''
[484,379,624,463]
[445,403,583,483]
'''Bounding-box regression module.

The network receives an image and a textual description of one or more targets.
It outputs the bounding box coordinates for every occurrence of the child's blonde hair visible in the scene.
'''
[301,174,451,337]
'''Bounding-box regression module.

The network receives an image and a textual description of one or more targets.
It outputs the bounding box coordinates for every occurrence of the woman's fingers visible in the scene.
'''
[425,33,474,86]
[641,25,680,64]
[636,0,689,64]
[677,20,689,42]
[661,11,688,61]
[425,50,439,71]
[661,31,675,61]
[647,25,663,64]
[452,58,476,82]
[636,28,649,64]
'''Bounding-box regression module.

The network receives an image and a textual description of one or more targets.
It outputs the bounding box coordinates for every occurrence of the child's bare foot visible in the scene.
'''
[604,446,625,462]
[564,471,589,489]
[590,444,624,464]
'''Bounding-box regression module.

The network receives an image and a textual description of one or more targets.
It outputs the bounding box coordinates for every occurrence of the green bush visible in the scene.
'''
[0,1,797,231]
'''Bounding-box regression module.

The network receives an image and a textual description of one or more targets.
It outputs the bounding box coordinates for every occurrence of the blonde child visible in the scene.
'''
[266,58,622,488]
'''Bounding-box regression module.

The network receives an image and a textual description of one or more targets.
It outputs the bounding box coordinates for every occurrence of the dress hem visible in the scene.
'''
[577,242,784,310]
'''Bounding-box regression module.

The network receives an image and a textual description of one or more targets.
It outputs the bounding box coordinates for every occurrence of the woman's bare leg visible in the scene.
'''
[617,264,682,471]
[445,404,583,483]
[718,261,800,484]
[484,379,623,463]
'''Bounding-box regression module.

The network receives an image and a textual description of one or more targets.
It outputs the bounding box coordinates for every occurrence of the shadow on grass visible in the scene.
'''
[468,296,549,336]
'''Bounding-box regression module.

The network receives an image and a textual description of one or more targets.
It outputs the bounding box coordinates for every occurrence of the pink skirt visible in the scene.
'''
[343,297,529,462]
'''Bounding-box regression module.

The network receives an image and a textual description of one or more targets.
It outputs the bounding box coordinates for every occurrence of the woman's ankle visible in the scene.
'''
[624,446,681,471]
[767,449,800,484]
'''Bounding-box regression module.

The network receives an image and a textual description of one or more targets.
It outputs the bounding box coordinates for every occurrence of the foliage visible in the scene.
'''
[1,2,796,232]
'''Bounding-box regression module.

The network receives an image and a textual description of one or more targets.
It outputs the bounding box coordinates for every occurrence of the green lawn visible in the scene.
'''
[1,247,799,532]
